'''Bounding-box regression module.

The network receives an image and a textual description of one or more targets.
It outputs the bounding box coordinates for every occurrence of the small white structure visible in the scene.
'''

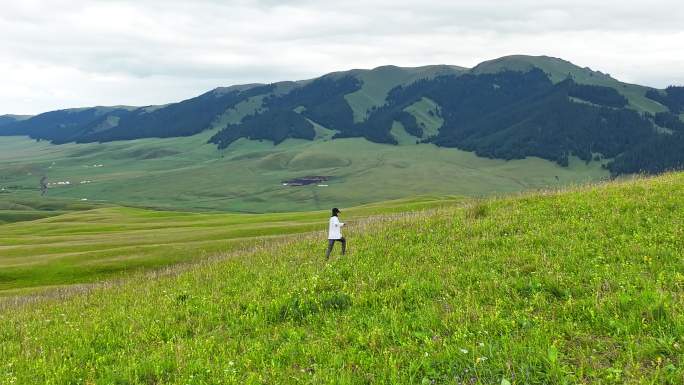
[48,181,72,187]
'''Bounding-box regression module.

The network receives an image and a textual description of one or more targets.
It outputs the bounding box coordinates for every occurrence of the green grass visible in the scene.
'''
[0,196,461,293]
[214,94,267,126]
[0,132,608,213]
[0,196,101,224]
[390,122,420,145]
[1,173,683,383]
[404,97,443,139]
[0,210,69,224]
[344,65,466,122]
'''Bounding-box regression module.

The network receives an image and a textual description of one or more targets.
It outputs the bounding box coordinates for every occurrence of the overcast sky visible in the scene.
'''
[2,0,683,115]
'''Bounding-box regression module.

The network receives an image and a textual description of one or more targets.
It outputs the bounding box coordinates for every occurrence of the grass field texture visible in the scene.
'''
[1,173,682,384]
[0,196,460,294]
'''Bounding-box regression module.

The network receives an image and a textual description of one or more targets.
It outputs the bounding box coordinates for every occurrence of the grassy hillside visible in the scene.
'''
[344,65,466,122]
[0,196,100,224]
[404,97,443,138]
[2,173,683,384]
[0,134,607,212]
[0,196,460,294]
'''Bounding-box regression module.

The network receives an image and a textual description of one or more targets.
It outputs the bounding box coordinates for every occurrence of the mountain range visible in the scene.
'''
[1,55,683,175]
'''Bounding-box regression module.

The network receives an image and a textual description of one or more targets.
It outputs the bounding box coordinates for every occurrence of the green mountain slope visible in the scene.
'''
[472,55,666,113]
[344,65,466,122]
[2,173,682,384]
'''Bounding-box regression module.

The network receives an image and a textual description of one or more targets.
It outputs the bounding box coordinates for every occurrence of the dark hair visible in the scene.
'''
[331,207,340,216]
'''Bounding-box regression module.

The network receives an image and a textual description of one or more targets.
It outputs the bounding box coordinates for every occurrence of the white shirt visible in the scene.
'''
[328,216,344,239]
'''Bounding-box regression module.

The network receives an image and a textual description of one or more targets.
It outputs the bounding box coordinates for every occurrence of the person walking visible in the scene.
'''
[326,207,346,259]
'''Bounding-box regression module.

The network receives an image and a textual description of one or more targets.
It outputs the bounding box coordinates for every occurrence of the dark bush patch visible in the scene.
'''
[321,292,352,311]
[515,279,568,300]
[175,293,190,304]
[466,202,489,220]
[270,291,352,323]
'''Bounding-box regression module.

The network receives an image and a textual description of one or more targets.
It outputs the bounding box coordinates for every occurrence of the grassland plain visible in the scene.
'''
[1,173,683,384]
[0,196,459,294]
[0,132,608,213]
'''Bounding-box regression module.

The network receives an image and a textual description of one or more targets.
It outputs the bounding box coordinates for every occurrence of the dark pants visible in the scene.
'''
[326,237,346,259]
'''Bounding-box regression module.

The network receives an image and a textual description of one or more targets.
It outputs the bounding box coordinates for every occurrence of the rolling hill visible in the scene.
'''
[1,55,682,174]
[1,55,683,212]
[1,173,682,383]
[0,114,31,127]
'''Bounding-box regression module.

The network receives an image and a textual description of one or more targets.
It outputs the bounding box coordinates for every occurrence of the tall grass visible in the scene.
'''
[1,174,683,384]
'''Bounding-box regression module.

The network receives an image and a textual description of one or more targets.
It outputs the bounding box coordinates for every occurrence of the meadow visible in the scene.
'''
[1,173,682,384]
[0,196,459,294]
[0,196,99,224]
[0,130,608,213]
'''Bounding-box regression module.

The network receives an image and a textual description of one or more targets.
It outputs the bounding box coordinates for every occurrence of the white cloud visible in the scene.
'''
[1,0,683,114]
